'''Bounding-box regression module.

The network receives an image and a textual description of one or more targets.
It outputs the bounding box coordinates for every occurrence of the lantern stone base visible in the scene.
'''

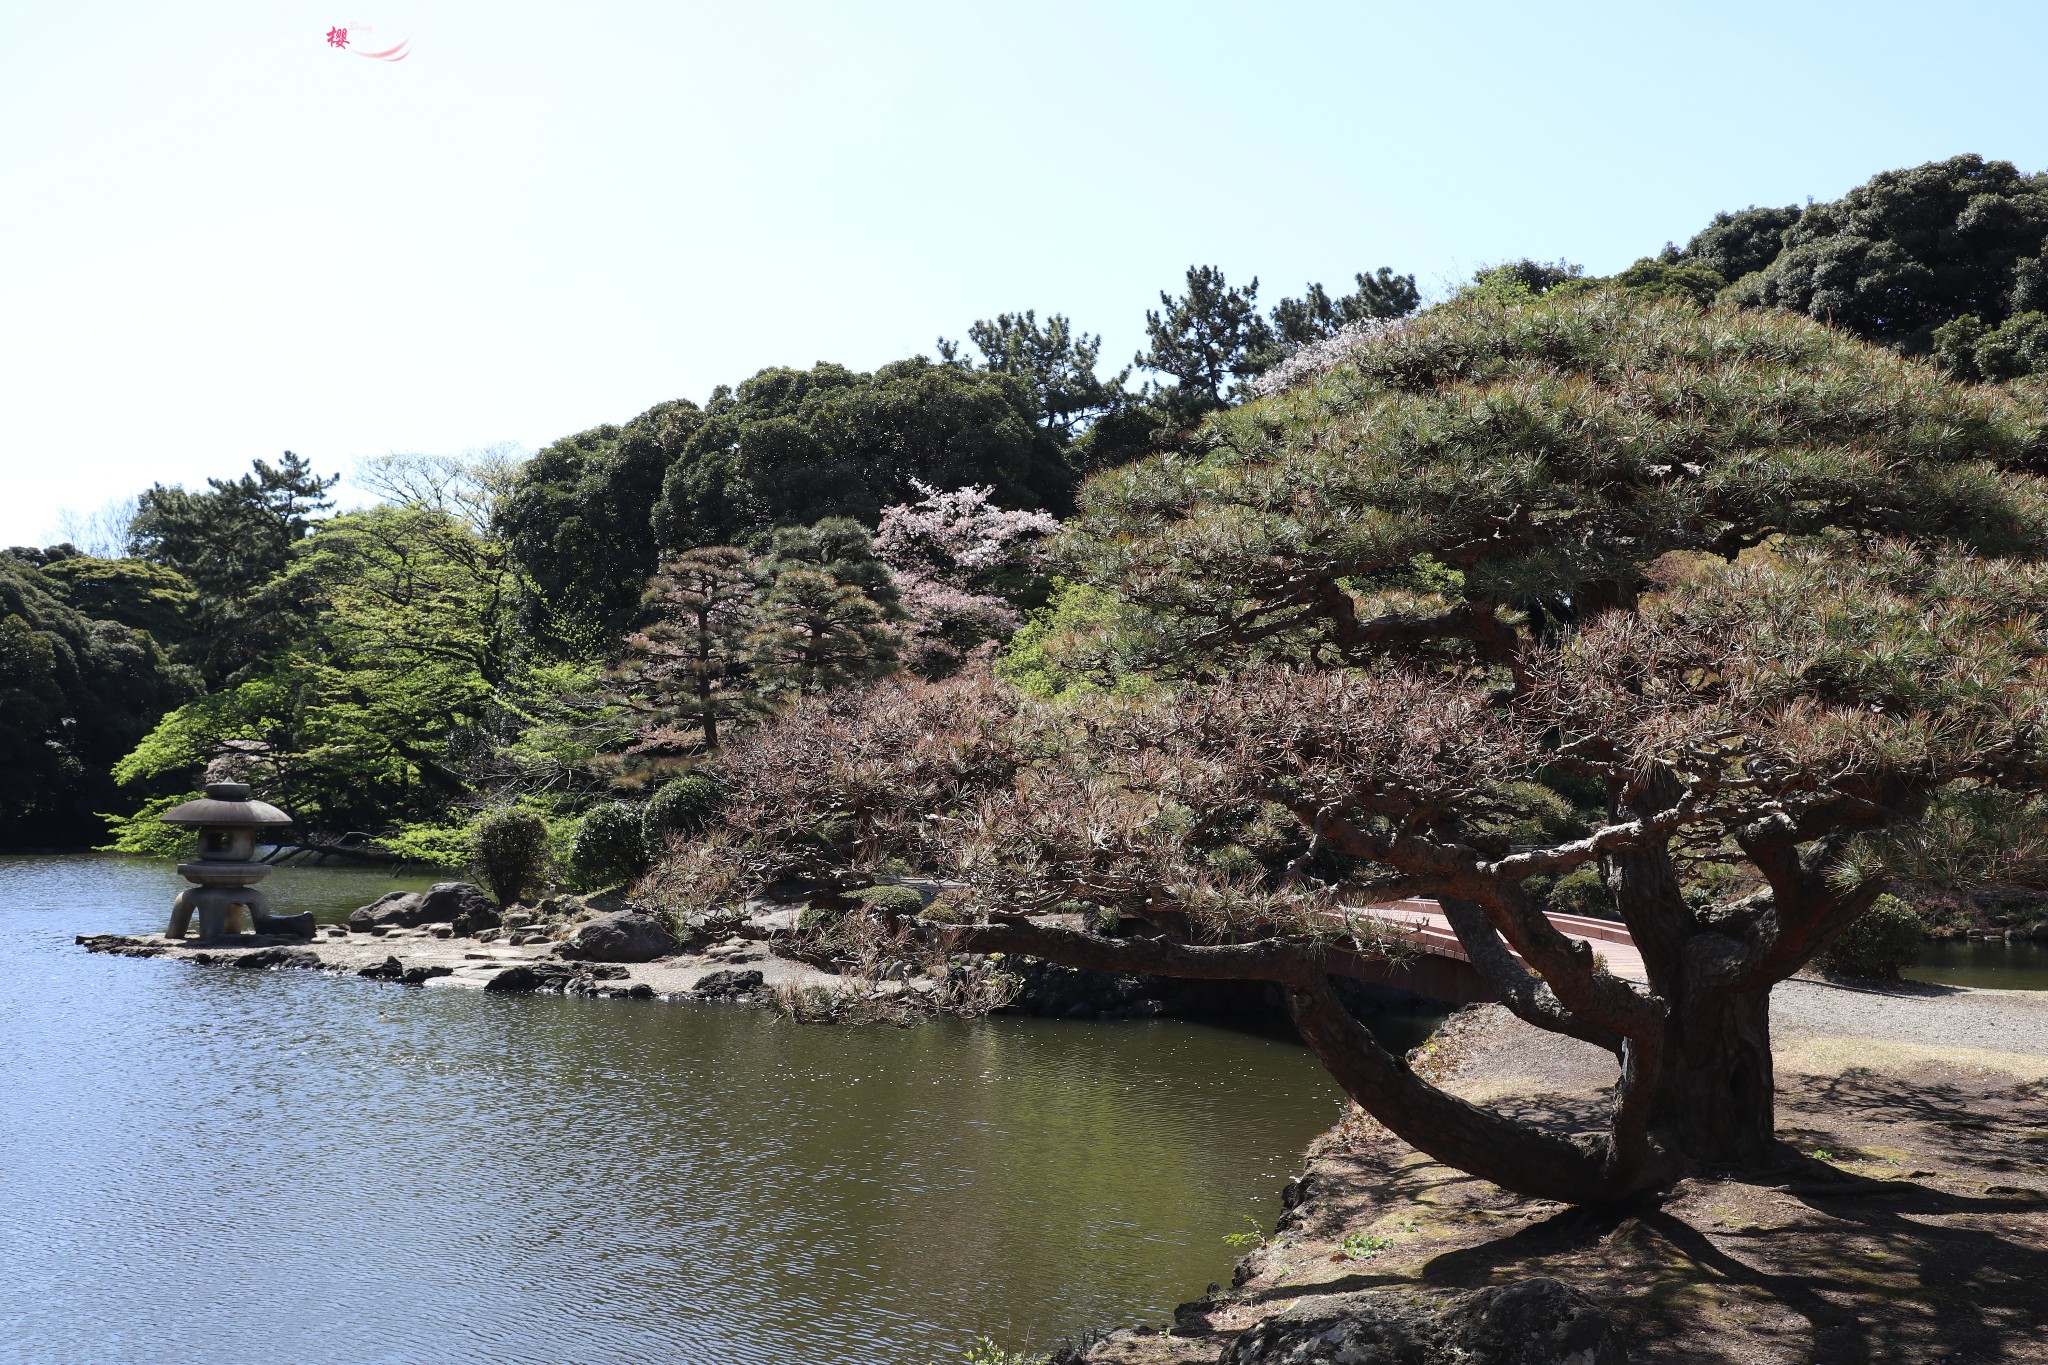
[166,868,318,941]
[167,884,274,941]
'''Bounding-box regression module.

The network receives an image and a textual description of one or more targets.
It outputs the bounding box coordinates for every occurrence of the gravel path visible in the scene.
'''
[1771,975,2048,1057]
[1435,978,2048,1106]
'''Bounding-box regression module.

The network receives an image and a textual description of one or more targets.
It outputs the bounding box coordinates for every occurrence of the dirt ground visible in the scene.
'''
[1078,999,2048,1364]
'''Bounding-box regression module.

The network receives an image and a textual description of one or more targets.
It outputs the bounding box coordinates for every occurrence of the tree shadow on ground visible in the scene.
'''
[1406,1163,2047,1361]
[1238,1064,2048,1363]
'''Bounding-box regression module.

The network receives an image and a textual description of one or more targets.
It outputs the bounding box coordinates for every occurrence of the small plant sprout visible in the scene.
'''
[1338,1231,1393,1261]
[1222,1215,1276,1250]
[957,1335,1049,1365]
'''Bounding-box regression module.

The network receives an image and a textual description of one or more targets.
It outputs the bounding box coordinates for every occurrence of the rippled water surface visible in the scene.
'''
[1907,937,2048,991]
[0,856,1359,1364]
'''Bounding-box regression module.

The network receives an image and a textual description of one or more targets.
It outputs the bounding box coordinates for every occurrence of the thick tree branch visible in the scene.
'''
[1285,975,1659,1203]
[1435,897,1624,1054]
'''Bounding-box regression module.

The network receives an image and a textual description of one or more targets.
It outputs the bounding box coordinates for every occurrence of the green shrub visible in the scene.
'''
[569,802,649,890]
[956,1338,1049,1365]
[1682,862,1748,911]
[1059,898,1119,935]
[1545,865,1616,918]
[796,899,851,934]
[853,884,926,918]
[1205,842,1262,878]
[475,806,551,905]
[920,889,971,924]
[383,817,476,869]
[1817,894,1925,980]
[642,774,724,851]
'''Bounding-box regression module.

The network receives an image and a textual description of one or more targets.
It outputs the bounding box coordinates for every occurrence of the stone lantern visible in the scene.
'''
[160,782,310,940]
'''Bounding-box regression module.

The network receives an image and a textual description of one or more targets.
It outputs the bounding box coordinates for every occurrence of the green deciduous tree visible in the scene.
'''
[1733,154,2048,350]
[110,461,615,839]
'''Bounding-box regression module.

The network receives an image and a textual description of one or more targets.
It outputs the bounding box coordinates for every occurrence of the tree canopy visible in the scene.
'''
[496,402,706,636]
[127,451,339,684]
[1662,204,1802,285]
[937,310,1128,437]
[501,361,1069,632]
[998,287,2048,1200]
[1728,155,2048,351]
[109,466,611,843]
[0,553,193,847]
[653,359,1070,551]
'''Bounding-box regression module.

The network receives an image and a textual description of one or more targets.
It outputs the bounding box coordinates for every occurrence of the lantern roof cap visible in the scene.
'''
[158,782,293,828]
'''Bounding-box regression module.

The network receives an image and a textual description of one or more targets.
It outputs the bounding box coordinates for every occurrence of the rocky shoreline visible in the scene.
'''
[78,887,852,1006]
[75,880,1446,1032]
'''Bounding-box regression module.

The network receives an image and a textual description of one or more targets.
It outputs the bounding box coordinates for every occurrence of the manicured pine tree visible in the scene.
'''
[612,546,759,751]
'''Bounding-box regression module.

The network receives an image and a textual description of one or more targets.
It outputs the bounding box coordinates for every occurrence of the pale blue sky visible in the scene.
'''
[3,0,2045,545]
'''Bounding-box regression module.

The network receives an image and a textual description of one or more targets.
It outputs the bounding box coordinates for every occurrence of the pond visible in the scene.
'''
[1907,936,2048,991]
[0,856,1378,1364]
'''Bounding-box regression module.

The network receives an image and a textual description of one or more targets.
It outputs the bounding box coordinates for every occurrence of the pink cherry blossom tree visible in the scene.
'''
[874,482,1060,676]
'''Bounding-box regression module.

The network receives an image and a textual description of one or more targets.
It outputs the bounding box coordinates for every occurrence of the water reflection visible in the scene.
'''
[1907,937,2048,991]
[1,857,1361,1363]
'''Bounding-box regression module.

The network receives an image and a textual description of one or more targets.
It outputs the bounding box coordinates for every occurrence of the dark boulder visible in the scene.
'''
[557,911,680,963]
[358,956,406,981]
[348,892,425,933]
[347,883,498,934]
[252,910,317,939]
[420,882,499,934]
[232,947,322,971]
[483,962,586,994]
[1223,1278,1624,1365]
[401,964,453,986]
[693,968,765,1000]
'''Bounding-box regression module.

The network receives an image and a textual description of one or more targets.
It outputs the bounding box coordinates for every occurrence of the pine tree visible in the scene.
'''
[745,568,899,696]
[612,546,761,750]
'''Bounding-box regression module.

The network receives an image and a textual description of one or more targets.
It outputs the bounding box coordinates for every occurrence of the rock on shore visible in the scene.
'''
[556,910,680,963]
[1222,1279,1624,1365]
[346,882,499,933]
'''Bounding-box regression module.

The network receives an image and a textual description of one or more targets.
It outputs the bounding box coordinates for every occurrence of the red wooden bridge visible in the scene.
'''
[1338,897,1645,1005]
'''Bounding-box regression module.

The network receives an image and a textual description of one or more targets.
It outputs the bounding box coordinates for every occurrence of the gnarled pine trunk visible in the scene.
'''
[1649,985,1776,1167]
